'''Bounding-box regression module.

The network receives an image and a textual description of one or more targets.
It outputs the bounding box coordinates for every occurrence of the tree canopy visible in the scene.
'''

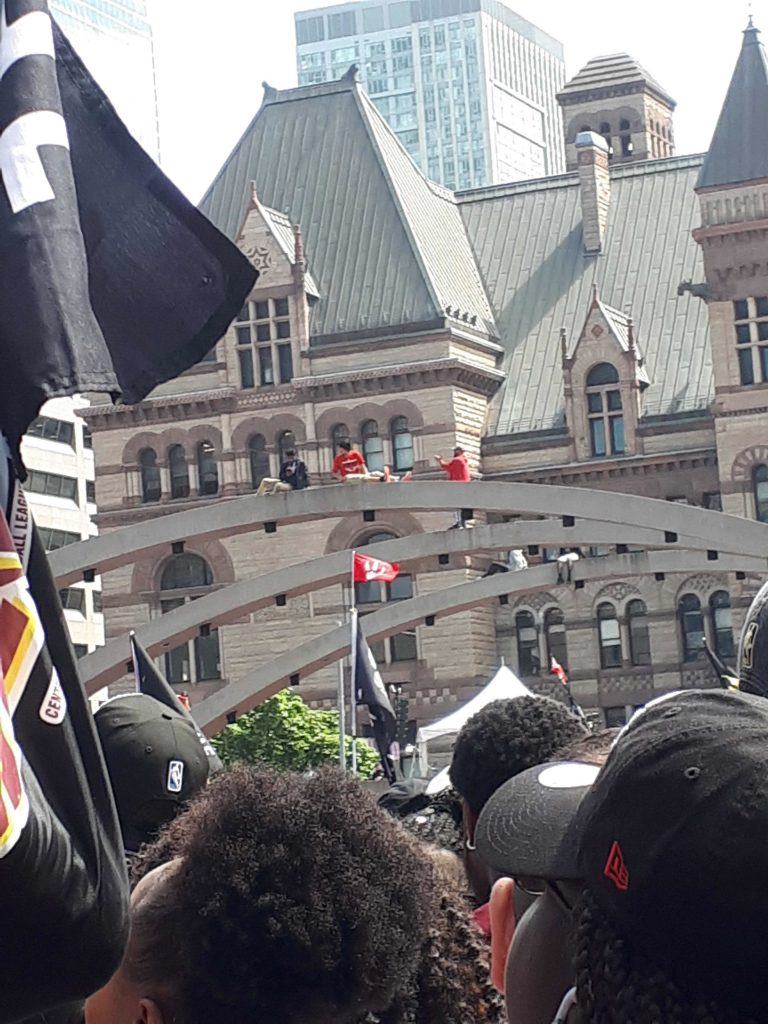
[213,689,379,778]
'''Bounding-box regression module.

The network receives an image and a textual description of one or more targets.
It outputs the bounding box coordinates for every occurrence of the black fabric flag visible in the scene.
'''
[0,0,255,462]
[130,631,224,775]
[354,617,397,783]
[0,451,128,1023]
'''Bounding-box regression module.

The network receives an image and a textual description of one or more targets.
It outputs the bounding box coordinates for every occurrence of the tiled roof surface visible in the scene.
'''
[558,52,675,106]
[458,156,711,435]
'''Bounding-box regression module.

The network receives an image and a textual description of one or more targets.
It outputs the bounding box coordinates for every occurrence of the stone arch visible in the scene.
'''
[187,424,224,451]
[123,432,163,467]
[324,511,424,554]
[267,414,307,449]
[315,406,355,440]
[231,417,274,453]
[512,591,559,613]
[131,537,236,597]
[732,446,768,482]
[674,574,723,603]
[593,581,640,609]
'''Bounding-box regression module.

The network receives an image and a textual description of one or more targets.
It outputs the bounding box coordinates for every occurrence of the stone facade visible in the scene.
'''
[85,28,768,735]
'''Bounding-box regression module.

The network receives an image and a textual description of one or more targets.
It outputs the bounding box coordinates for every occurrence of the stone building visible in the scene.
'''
[86,23,768,732]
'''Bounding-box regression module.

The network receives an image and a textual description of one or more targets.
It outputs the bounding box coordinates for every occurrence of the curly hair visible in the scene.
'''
[449,697,589,815]
[573,890,755,1024]
[129,765,435,1024]
[400,787,464,857]
[548,727,619,766]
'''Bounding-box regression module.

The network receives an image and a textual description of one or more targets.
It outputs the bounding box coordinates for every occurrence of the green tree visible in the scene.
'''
[213,689,379,778]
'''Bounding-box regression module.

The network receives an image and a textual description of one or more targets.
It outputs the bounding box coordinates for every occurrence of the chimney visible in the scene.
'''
[576,131,611,255]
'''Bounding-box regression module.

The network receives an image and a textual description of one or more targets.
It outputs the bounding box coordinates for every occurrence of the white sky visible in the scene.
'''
[149,0,766,201]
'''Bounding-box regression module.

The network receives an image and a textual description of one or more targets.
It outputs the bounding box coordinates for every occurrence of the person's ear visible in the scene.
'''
[138,998,167,1024]
[489,877,516,994]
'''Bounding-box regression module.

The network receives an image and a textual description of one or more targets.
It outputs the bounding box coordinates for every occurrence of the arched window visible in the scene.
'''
[599,121,612,155]
[754,465,768,522]
[544,607,568,671]
[278,430,296,465]
[627,599,651,666]
[197,441,219,496]
[361,420,385,473]
[679,593,705,662]
[168,445,189,500]
[139,448,161,503]
[516,611,540,676]
[331,423,351,452]
[619,118,632,156]
[391,416,414,472]
[159,554,220,685]
[353,532,416,663]
[597,602,622,668]
[586,363,624,458]
[248,434,270,489]
[710,591,734,661]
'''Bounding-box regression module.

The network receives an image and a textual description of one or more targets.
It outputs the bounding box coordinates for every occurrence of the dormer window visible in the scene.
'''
[235,298,294,389]
[586,362,624,457]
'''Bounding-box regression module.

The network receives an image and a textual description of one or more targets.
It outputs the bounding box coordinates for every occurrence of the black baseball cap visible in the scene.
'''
[95,693,210,853]
[739,578,768,697]
[479,689,768,1016]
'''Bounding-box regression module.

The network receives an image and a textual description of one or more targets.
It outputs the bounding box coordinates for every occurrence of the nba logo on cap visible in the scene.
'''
[167,760,185,794]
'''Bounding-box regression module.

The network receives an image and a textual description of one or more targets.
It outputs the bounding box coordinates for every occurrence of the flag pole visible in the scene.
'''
[336,620,346,770]
[349,550,358,775]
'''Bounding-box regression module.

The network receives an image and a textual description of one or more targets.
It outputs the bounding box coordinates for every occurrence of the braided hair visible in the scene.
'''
[573,890,757,1024]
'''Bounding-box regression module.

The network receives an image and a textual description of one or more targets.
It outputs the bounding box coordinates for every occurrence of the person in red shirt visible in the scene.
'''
[435,446,473,526]
[332,441,371,482]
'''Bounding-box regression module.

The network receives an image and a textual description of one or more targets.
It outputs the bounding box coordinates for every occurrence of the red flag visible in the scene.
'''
[353,553,400,584]
[550,656,569,687]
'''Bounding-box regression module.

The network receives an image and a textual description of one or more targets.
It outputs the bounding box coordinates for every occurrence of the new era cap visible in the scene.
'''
[739,578,768,697]
[95,693,210,853]
[482,689,768,1017]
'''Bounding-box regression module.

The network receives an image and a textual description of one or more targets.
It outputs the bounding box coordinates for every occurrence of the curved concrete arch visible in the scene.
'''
[81,518,699,693]
[50,482,768,586]
[193,548,766,734]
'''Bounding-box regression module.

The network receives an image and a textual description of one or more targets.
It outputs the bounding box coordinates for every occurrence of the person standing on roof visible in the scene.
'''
[436,446,472,528]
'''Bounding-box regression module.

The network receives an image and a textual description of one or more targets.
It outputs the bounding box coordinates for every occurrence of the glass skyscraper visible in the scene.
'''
[50,0,160,159]
[295,0,566,190]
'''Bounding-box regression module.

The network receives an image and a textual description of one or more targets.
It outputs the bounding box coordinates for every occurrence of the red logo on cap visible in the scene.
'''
[604,841,629,892]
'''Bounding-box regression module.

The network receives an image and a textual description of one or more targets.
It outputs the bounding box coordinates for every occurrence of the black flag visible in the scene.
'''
[353,615,397,783]
[0,0,255,462]
[130,631,223,775]
[0,450,128,1022]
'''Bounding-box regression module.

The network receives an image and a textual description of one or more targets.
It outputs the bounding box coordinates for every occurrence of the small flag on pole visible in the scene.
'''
[130,632,223,774]
[550,656,569,688]
[353,616,397,783]
[353,553,400,584]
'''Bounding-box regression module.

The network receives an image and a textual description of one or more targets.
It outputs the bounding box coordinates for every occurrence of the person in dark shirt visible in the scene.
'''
[279,449,309,491]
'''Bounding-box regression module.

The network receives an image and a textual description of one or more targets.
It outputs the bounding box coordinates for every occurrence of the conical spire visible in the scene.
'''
[698,21,768,188]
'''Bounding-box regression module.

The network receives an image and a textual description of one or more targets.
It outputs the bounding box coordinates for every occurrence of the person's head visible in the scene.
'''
[94,693,210,855]
[450,696,589,902]
[285,449,296,459]
[338,440,352,453]
[86,765,435,1024]
[453,446,464,456]
[400,786,465,858]
[484,690,768,1023]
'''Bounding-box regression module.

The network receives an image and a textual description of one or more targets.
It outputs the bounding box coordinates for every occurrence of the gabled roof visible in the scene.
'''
[568,288,651,388]
[697,22,768,190]
[458,155,711,436]
[261,203,320,298]
[199,76,496,341]
[557,53,675,108]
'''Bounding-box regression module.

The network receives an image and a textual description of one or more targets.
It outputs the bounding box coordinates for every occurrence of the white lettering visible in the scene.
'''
[0,110,69,213]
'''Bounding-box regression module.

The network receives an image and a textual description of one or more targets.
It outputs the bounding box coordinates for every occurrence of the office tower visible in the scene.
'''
[50,0,160,159]
[295,0,566,189]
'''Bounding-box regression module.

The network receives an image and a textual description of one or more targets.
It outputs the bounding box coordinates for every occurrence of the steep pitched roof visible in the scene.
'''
[557,53,675,108]
[697,22,768,189]
[261,204,320,298]
[459,155,711,436]
[200,77,496,341]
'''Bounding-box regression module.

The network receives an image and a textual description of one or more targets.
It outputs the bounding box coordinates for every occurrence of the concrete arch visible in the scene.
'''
[192,548,766,734]
[49,482,768,587]
[77,519,768,697]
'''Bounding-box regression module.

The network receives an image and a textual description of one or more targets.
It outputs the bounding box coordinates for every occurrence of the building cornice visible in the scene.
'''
[293,357,505,400]
[483,446,718,484]
[84,388,240,429]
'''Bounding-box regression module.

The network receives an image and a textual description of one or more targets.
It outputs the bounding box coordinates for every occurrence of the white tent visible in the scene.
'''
[416,665,532,773]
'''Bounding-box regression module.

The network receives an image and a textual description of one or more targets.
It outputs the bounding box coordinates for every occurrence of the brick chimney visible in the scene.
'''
[576,131,611,255]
